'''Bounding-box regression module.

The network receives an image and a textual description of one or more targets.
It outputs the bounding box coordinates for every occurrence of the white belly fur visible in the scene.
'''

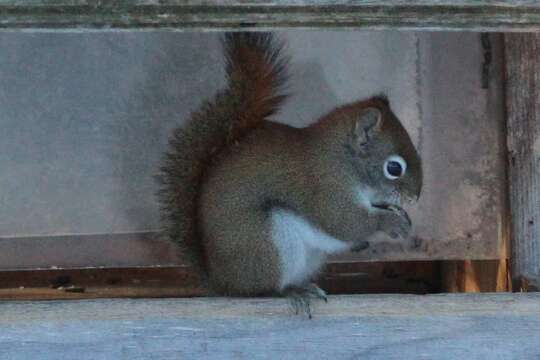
[271,209,350,290]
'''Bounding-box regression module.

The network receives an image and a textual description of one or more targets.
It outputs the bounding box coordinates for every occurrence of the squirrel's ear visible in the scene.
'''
[354,107,383,153]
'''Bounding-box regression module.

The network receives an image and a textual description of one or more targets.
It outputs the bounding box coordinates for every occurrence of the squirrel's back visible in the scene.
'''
[157,33,289,274]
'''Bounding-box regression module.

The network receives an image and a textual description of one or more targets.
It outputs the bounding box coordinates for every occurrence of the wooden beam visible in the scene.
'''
[3,293,536,320]
[0,266,207,300]
[0,1,540,31]
[0,231,180,270]
[1,294,539,358]
[505,33,540,291]
[0,230,501,270]
[0,262,440,300]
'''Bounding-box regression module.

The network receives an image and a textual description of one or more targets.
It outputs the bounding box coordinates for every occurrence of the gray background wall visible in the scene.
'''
[0,31,506,261]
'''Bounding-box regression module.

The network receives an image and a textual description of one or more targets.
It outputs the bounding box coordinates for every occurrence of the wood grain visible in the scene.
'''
[0,266,207,300]
[0,231,180,270]
[505,33,540,291]
[0,294,539,359]
[0,261,440,300]
[0,1,540,31]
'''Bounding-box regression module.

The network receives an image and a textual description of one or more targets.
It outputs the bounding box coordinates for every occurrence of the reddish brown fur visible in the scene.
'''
[159,33,422,296]
[157,32,288,277]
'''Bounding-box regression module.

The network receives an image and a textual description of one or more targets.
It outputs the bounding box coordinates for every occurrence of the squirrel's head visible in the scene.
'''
[315,96,422,205]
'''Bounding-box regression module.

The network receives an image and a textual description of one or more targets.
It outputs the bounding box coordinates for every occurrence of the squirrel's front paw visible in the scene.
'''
[376,204,412,240]
[350,240,370,252]
[387,214,411,240]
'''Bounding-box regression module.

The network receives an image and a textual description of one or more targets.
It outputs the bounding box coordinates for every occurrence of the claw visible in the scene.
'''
[304,283,328,302]
[284,283,328,319]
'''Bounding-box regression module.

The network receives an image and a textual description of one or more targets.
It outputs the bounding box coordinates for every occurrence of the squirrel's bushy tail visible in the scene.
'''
[157,32,288,272]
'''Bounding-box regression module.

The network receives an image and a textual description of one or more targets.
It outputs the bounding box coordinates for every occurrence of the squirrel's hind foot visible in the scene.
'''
[284,283,328,319]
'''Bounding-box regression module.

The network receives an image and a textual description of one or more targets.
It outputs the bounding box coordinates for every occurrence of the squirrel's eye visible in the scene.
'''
[383,155,407,180]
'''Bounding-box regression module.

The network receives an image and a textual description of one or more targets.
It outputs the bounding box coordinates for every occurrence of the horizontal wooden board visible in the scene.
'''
[0,266,206,299]
[0,232,180,269]
[0,1,540,31]
[0,293,539,359]
[0,261,442,299]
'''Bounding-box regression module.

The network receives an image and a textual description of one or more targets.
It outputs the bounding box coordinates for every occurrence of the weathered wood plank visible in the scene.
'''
[0,294,539,359]
[1,1,540,31]
[505,33,540,291]
[0,262,440,299]
[0,232,180,270]
[0,266,207,299]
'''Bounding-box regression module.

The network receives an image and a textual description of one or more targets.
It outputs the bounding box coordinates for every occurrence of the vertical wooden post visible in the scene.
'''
[505,33,540,291]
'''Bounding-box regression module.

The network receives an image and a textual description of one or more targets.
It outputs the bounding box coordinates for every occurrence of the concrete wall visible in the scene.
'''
[0,31,506,261]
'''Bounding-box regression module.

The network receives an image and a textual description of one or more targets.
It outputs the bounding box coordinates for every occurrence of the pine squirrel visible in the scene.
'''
[157,32,422,315]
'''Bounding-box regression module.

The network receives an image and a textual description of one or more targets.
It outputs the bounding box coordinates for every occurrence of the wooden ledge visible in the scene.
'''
[0,262,441,300]
[4,293,540,320]
[1,1,540,31]
[2,293,539,320]
[1,293,539,358]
